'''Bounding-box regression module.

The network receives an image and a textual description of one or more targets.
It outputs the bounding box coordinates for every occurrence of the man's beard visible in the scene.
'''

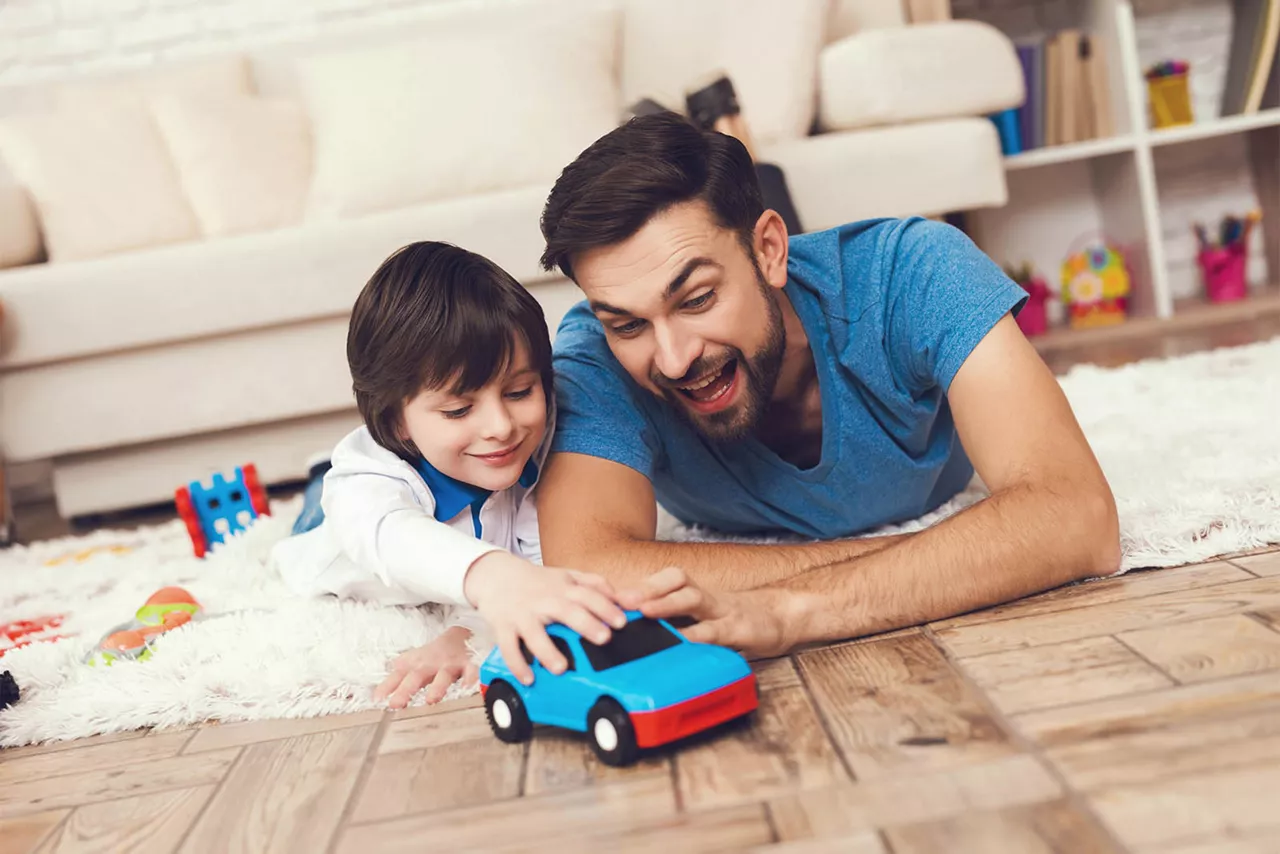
[651,273,786,443]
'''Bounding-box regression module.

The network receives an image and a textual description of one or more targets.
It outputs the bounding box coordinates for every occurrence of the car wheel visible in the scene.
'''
[484,680,532,743]
[587,697,638,767]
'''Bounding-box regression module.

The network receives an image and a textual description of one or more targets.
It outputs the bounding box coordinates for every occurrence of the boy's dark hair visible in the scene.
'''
[348,241,553,460]
[539,113,764,281]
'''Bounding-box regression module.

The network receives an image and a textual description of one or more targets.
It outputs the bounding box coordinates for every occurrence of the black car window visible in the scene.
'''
[552,636,575,671]
[581,618,681,671]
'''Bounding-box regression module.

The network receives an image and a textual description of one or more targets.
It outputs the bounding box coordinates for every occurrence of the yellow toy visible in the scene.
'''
[1061,241,1130,329]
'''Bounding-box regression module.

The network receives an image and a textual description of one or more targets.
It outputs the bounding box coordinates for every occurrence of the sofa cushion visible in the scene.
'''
[621,0,827,144]
[760,118,1007,228]
[151,95,312,238]
[298,0,620,218]
[818,21,1023,131]
[0,184,562,370]
[0,177,41,269]
[826,0,907,42]
[0,104,200,262]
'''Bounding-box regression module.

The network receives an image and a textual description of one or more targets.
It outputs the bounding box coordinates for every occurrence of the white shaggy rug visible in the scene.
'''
[2,338,1279,746]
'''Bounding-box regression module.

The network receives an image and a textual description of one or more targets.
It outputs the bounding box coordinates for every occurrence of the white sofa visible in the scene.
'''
[0,0,1022,518]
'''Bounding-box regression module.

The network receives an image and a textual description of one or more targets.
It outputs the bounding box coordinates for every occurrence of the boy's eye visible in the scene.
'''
[505,387,534,400]
[441,406,471,420]
[612,319,646,337]
[681,291,714,311]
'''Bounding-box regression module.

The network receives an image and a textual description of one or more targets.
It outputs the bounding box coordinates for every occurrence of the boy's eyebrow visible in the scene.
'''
[589,258,720,317]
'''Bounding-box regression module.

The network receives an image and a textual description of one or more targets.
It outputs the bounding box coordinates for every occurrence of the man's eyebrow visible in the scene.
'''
[588,258,721,316]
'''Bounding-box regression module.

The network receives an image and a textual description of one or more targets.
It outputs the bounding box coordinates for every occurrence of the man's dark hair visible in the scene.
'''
[347,241,553,460]
[539,113,764,281]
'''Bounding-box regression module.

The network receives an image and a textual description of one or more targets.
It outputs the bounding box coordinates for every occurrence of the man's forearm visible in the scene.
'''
[578,533,907,592]
[777,483,1120,645]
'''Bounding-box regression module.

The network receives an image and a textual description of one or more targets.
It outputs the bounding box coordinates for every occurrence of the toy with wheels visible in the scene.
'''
[175,464,270,558]
[479,611,757,767]
[85,586,202,666]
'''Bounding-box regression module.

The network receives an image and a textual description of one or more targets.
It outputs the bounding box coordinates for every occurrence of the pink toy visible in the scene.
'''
[1198,244,1247,303]
[1016,276,1051,337]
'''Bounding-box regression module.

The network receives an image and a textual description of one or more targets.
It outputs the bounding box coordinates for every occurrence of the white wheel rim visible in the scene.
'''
[493,698,513,729]
[594,717,619,752]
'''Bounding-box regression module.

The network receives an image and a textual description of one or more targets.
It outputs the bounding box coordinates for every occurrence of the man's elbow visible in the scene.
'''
[1075,482,1121,579]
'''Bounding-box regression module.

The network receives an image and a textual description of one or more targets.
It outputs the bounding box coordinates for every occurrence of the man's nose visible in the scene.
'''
[653,321,700,382]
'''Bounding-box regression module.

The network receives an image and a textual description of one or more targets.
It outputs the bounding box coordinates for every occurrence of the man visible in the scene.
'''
[536,114,1119,657]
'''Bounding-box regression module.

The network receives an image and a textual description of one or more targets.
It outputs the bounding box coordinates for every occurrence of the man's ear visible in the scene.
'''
[753,209,789,290]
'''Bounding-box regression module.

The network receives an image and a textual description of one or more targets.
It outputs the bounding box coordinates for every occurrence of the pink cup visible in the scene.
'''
[1198,245,1247,303]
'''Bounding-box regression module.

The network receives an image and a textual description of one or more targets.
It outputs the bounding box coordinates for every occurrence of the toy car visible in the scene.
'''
[175,464,270,558]
[479,611,758,766]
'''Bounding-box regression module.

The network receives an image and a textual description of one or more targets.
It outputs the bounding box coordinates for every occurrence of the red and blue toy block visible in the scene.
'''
[174,464,270,558]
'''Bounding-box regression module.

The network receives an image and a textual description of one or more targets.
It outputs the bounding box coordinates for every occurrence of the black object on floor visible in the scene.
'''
[755,163,804,236]
[0,670,18,710]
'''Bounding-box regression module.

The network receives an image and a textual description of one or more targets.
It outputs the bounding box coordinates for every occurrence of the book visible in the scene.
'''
[1223,0,1280,115]
[1058,29,1083,144]
[1081,35,1115,139]
[1015,40,1044,150]
[1046,33,1062,146]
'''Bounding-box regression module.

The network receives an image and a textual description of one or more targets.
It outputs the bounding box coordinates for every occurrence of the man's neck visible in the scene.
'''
[771,291,816,409]
[756,292,824,468]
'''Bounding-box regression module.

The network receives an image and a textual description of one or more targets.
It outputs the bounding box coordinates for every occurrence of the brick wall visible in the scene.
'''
[0,0,468,86]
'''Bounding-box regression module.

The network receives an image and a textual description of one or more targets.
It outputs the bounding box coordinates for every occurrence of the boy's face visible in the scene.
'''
[400,338,547,491]
[572,200,788,442]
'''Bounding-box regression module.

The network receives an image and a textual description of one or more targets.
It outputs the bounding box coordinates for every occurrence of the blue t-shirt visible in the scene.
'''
[550,218,1026,538]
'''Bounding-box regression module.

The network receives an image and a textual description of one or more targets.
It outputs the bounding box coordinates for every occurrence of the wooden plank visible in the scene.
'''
[0,731,151,763]
[523,726,666,797]
[795,634,1015,778]
[184,710,384,754]
[334,775,676,854]
[1118,614,1280,683]
[0,749,238,820]
[1234,552,1280,577]
[1045,705,1280,792]
[36,786,213,854]
[931,562,1249,631]
[676,683,847,811]
[1090,762,1280,849]
[1014,671,1280,748]
[753,656,803,693]
[0,809,68,854]
[1253,609,1280,632]
[178,727,375,854]
[1150,830,1280,853]
[883,800,1122,854]
[959,636,1174,714]
[768,755,1061,841]
[0,732,194,787]
[937,576,1280,658]
[567,803,773,854]
[746,832,888,854]
[379,705,491,753]
[387,693,483,720]
[350,737,523,823]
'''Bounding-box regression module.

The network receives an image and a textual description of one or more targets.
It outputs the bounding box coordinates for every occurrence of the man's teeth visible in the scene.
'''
[681,365,727,390]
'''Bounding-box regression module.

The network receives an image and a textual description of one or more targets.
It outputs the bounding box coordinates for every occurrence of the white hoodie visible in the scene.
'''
[269,424,546,631]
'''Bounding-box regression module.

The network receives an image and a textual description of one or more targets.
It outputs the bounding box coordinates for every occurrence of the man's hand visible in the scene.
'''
[374,625,478,710]
[619,567,795,659]
[464,551,629,685]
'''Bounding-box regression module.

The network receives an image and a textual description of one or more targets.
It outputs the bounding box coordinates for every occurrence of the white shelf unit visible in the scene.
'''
[968,0,1280,326]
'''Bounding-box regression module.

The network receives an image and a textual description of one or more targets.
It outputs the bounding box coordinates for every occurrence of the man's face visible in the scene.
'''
[573,202,786,441]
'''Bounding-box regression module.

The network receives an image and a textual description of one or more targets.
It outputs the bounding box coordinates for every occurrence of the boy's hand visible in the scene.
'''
[464,551,628,686]
[374,625,478,710]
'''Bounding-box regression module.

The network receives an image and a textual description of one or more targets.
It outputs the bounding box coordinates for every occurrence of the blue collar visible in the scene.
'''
[413,456,539,524]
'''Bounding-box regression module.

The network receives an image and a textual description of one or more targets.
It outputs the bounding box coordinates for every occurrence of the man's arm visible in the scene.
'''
[628,316,1121,656]
[537,452,907,591]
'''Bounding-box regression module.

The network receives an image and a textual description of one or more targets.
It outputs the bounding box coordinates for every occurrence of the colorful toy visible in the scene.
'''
[1061,240,1130,329]
[175,464,270,558]
[480,611,758,767]
[1,614,68,658]
[1004,263,1051,337]
[1195,211,1260,303]
[85,587,201,666]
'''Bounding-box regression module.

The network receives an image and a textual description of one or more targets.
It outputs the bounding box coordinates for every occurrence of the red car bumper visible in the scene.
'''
[630,673,758,748]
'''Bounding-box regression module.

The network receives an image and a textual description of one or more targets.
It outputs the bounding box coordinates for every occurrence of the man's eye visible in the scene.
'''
[505,387,534,400]
[682,291,713,310]
[612,319,646,336]
[441,406,471,420]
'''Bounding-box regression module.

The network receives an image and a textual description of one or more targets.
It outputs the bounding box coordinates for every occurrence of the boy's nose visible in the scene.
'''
[479,401,516,441]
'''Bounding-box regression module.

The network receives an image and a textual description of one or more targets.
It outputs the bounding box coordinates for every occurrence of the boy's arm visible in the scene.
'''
[537,452,908,591]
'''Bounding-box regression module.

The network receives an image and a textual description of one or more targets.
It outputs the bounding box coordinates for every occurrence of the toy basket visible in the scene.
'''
[1198,243,1247,303]
[1148,73,1192,128]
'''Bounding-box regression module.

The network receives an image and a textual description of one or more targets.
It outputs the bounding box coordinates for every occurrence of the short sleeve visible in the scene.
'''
[550,303,663,480]
[883,219,1027,394]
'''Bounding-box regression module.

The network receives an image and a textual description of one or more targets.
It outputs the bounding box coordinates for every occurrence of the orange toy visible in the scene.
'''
[85,587,201,666]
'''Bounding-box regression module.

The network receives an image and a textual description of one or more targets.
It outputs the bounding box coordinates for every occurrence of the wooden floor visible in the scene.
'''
[3,550,1280,853]
[4,307,1280,853]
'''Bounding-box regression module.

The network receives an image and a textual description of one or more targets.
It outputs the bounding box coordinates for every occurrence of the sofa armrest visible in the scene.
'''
[0,176,42,269]
[818,20,1023,132]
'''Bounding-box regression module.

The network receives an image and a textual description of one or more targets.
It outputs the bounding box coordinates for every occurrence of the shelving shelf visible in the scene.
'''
[972,0,1280,333]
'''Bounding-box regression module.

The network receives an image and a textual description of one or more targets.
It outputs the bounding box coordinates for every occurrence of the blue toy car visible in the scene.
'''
[479,611,758,766]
